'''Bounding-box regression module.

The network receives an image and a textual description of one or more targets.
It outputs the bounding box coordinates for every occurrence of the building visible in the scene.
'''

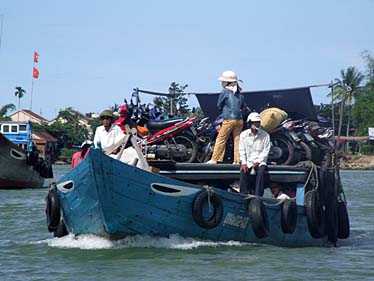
[9,110,49,125]
[32,131,59,163]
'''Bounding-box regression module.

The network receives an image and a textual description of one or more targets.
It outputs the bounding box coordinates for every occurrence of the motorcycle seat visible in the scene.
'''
[147,117,186,133]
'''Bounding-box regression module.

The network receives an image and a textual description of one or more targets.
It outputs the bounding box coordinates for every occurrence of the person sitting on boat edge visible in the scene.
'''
[270,182,291,200]
[206,70,246,165]
[239,112,271,196]
[71,140,93,168]
[93,110,124,156]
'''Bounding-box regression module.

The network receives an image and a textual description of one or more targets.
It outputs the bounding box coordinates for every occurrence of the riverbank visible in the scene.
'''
[340,154,374,170]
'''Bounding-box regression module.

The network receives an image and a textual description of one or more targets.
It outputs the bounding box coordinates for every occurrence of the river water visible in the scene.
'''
[0,166,373,281]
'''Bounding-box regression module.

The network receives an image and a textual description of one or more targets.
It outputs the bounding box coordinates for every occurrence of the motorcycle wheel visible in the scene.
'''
[270,134,295,165]
[197,141,213,163]
[173,134,198,163]
[300,141,313,161]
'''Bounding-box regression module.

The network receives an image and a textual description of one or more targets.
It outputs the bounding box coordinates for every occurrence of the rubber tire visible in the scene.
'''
[305,190,325,238]
[281,199,297,234]
[54,219,68,238]
[173,134,198,163]
[270,134,295,165]
[192,190,223,229]
[300,141,313,161]
[248,198,269,238]
[46,190,61,232]
[337,200,350,239]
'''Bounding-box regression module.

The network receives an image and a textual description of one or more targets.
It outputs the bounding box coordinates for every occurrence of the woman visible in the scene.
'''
[207,70,246,164]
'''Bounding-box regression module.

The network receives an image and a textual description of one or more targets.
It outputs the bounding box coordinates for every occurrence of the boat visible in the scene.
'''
[46,86,350,246]
[47,144,349,247]
[0,121,53,189]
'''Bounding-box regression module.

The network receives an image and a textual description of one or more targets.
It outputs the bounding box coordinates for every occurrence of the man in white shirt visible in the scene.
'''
[93,110,124,155]
[239,112,271,196]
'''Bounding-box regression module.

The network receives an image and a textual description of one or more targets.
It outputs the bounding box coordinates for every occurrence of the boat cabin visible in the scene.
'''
[0,121,32,151]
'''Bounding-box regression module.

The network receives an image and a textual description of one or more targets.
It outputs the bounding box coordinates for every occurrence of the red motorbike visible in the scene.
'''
[116,103,199,163]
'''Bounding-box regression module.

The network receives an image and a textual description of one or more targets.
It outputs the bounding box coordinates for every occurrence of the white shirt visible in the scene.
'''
[239,128,271,167]
[93,124,124,152]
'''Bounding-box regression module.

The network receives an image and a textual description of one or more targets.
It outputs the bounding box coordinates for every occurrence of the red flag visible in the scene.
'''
[34,51,39,63]
[33,67,39,79]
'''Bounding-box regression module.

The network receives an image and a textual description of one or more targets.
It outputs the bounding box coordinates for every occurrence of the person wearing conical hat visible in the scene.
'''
[93,110,124,154]
[206,70,246,164]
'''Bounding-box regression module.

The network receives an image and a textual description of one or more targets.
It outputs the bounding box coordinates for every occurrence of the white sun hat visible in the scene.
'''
[218,70,243,83]
[81,140,93,148]
[247,112,261,122]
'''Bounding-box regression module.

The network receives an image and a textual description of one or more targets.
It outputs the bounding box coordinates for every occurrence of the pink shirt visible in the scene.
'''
[71,148,90,168]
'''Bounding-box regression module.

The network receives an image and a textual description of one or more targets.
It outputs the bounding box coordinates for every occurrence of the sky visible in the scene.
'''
[1,0,373,120]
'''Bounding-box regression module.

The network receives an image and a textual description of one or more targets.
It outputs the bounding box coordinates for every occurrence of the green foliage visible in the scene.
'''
[60,148,78,158]
[0,103,16,120]
[14,86,26,110]
[352,82,374,136]
[89,118,101,136]
[154,82,190,116]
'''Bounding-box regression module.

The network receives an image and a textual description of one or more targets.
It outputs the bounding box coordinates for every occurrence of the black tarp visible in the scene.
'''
[195,87,318,121]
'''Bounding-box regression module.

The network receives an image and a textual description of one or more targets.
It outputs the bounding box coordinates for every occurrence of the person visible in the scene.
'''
[93,110,125,155]
[71,140,93,168]
[239,112,271,196]
[207,70,246,164]
[270,183,291,200]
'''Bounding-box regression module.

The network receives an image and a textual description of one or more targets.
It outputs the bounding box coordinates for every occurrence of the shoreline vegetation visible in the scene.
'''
[340,154,374,170]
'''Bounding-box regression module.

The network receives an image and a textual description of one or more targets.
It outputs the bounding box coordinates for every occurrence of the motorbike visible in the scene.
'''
[267,119,302,165]
[120,102,199,163]
[196,115,234,163]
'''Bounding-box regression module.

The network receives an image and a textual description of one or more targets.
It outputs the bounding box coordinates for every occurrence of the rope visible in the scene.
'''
[203,185,213,212]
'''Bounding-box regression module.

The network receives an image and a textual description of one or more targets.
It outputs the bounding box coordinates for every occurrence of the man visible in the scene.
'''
[207,70,246,164]
[239,112,271,196]
[93,110,124,154]
[71,140,93,168]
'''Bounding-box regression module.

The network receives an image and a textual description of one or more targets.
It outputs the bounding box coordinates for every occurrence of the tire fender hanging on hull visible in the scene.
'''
[192,190,223,229]
[248,198,269,238]
[46,189,61,232]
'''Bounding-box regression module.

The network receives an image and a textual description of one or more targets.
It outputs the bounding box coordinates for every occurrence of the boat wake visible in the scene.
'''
[41,234,246,250]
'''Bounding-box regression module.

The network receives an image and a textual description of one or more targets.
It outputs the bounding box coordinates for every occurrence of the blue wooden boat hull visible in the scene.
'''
[56,149,325,247]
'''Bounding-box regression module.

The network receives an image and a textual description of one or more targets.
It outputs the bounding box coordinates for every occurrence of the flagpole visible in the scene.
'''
[30,58,35,110]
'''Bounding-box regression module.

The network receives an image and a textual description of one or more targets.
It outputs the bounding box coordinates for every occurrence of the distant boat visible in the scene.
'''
[0,121,53,189]
[47,148,350,247]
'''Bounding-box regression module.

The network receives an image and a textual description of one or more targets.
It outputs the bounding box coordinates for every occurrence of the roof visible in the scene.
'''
[32,131,58,142]
[10,110,49,122]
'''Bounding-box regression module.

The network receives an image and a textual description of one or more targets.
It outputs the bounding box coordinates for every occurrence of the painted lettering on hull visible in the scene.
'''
[223,212,249,229]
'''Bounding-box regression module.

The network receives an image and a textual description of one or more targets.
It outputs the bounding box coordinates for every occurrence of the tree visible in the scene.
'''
[109,103,120,113]
[14,86,26,111]
[338,67,364,137]
[162,82,190,116]
[0,103,16,120]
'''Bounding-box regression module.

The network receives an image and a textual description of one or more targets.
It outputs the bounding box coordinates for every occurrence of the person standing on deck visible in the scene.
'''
[239,112,271,196]
[71,140,93,168]
[93,110,124,155]
[206,70,246,164]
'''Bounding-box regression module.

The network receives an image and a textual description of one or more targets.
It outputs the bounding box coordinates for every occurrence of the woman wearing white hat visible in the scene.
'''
[207,70,246,164]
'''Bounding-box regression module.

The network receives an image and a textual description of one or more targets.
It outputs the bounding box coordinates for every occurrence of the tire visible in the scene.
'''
[269,134,295,165]
[281,199,297,234]
[324,197,338,244]
[172,134,198,163]
[192,190,223,229]
[46,190,61,232]
[248,198,269,238]
[337,200,350,239]
[300,141,313,161]
[54,219,68,238]
[305,190,325,238]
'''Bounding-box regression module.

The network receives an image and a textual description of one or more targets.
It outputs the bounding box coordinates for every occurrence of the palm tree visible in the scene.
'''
[334,67,364,140]
[0,103,16,120]
[14,86,26,111]
[109,103,120,113]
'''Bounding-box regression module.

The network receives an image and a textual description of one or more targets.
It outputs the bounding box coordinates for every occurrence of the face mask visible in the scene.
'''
[251,124,259,131]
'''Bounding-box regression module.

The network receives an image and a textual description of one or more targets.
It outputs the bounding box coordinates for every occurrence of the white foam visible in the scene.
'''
[42,234,246,250]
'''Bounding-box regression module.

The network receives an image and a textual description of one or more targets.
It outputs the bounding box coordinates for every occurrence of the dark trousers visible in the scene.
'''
[240,165,267,196]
